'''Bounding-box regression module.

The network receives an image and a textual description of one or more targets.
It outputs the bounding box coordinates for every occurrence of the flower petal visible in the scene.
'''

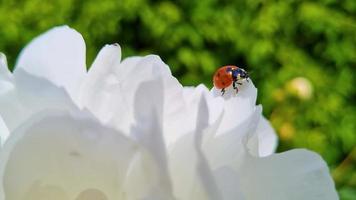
[255,116,278,157]
[169,133,212,200]
[212,81,258,136]
[208,80,278,157]
[80,55,168,133]
[119,79,178,199]
[194,95,223,199]
[183,85,224,126]
[79,44,121,109]
[0,115,9,147]
[0,53,11,80]
[0,69,78,131]
[203,106,262,170]
[113,55,186,138]
[211,79,257,105]
[169,95,224,200]
[0,53,14,110]
[0,109,137,200]
[237,149,339,200]
[80,53,189,145]
[14,25,86,98]
[213,166,245,200]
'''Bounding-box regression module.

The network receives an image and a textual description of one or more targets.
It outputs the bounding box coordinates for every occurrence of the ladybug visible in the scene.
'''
[213,65,249,95]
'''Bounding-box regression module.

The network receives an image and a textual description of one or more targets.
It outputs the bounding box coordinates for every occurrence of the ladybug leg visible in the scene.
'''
[221,88,226,96]
[233,81,239,94]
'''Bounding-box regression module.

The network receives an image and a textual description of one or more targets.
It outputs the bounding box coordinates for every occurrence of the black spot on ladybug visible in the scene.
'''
[222,81,225,85]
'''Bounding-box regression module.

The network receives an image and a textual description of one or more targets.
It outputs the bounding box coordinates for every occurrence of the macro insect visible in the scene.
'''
[213,65,249,95]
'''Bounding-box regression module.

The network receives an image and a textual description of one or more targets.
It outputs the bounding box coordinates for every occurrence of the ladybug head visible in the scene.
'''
[239,69,249,79]
[232,68,249,80]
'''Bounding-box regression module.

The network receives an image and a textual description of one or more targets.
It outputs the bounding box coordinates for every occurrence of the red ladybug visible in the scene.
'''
[213,65,249,95]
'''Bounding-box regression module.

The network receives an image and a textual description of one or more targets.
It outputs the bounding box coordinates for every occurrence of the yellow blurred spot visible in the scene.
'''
[287,77,313,100]
[272,89,286,102]
[279,122,295,141]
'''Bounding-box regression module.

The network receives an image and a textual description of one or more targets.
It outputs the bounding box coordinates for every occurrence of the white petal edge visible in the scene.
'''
[256,116,278,157]
[238,149,339,200]
[79,44,121,109]
[14,25,86,99]
[0,53,11,80]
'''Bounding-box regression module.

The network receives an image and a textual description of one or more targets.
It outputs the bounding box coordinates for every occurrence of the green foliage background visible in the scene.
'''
[0,0,355,198]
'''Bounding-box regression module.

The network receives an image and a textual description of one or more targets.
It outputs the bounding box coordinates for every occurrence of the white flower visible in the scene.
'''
[0,26,338,200]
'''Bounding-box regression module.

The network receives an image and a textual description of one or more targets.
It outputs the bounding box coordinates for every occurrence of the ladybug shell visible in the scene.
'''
[213,66,239,89]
